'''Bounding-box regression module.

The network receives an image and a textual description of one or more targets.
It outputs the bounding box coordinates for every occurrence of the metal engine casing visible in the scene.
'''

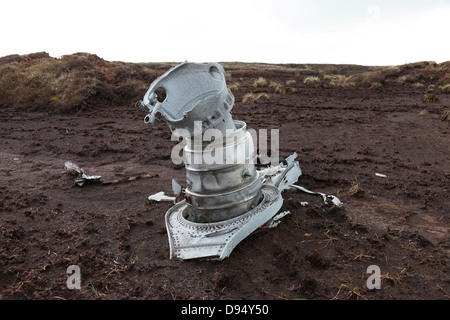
[138,61,302,260]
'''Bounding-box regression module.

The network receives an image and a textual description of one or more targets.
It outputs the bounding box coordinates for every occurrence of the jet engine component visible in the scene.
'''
[138,61,302,260]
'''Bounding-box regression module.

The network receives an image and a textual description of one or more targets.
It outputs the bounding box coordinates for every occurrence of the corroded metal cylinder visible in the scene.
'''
[184,120,263,223]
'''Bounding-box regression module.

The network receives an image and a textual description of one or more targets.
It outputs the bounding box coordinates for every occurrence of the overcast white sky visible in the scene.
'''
[1,0,449,65]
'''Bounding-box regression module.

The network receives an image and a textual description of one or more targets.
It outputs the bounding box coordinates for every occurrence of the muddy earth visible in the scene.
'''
[0,54,449,300]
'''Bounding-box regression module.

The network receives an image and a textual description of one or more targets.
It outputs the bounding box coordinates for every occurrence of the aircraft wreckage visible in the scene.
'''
[137,62,341,260]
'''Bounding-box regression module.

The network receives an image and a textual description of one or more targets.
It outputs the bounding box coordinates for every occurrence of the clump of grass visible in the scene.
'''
[438,83,450,93]
[423,93,440,103]
[129,242,145,266]
[256,93,270,101]
[242,92,270,104]
[440,109,450,121]
[325,75,351,87]
[276,85,296,94]
[253,77,267,87]
[291,216,300,227]
[418,109,428,117]
[269,81,282,91]
[243,93,257,104]
[303,76,321,86]
[269,81,296,94]
[397,74,417,84]
[286,79,296,85]
[347,177,363,196]
[90,284,100,298]
[412,82,424,88]
[227,82,240,92]
[345,71,385,87]
[332,277,366,300]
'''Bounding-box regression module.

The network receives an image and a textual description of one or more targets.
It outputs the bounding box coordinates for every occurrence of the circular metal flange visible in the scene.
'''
[164,184,283,260]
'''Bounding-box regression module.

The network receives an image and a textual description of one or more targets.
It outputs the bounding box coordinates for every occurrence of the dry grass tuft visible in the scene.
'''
[256,93,270,101]
[345,71,385,88]
[397,74,417,84]
[423,93,440,103]
[269,81,296,94]
[227,82,240,92]
[347,177,363,196]
[440,109,450,121]
[418,109,428,117]
[325,75,354,87]
[242,93,257,104]
[242,92,270,104]
[253,77,268,87]
[303,76,321,86]
[438,84,450,93]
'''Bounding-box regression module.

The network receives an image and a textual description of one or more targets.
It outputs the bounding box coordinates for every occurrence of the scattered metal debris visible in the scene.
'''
[148,191,176,203]
[289,184,343,207]
[375,173,388,178]
[265,210,291,228]
[64,161,157,186]
[64,161,101,187]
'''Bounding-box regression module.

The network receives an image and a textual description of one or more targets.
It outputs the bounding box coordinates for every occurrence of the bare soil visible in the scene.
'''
[0,58,449,300]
